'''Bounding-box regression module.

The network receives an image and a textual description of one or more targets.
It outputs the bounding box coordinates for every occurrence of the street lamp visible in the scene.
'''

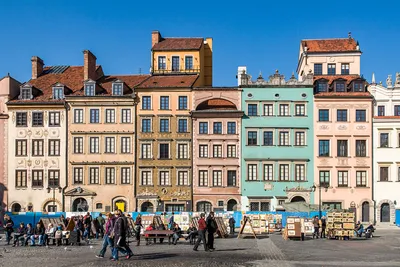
[311,183,329,218]
[46,186,62,212]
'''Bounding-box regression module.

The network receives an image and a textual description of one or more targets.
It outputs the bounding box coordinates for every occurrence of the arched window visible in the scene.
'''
[96,203,103,210]
[11,203,21,212]
[141,202,154,212]
[72,198,88,212]
[114,200,127,212]
[227,199,238,211]
[196,201,212,212]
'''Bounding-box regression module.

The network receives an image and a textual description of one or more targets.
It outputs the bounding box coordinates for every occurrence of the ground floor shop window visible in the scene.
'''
[322,202,342,210]
[165,204,185,212]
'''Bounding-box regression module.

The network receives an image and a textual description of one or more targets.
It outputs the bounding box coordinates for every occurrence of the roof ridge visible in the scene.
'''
[301,38,355,41]
[163,37,204,39]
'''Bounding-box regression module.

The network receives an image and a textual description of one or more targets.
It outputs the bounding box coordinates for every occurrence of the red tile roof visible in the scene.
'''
[137,75,198,88]
[98,75,150,94]
[196,98,237,111]
[152,38,203,51]
[374,116,400,119]
[314,75,362,85]
[302,38,359,53]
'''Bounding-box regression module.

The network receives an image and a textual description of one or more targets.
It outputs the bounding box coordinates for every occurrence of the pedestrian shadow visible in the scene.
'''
[134,253,178,260]
[215,248,247,252]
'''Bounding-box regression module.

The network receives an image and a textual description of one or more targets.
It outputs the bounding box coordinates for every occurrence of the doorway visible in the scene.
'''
[361,201,370,222]
[380,203,390,222]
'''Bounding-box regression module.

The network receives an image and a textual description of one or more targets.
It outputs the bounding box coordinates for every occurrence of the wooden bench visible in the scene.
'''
[143,230,174,245]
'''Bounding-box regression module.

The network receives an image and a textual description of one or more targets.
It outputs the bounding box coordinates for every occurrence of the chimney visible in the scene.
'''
[83,50,97,81]
[31,56,44,79]
[152,30,161,47]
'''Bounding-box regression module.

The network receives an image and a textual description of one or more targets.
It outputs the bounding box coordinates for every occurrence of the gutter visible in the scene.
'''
[62,101,70,212]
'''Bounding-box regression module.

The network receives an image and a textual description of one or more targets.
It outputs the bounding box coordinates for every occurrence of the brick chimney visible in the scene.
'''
[31,56,44,79]
[83,50,97,81]
[152,30,161,47]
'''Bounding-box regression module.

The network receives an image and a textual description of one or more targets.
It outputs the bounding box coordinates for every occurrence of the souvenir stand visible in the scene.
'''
[285,217,302,240]
[237,216,257,239]
[326,211,355,240]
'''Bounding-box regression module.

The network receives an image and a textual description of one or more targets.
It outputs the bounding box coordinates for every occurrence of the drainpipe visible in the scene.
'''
[134,94,138,212]
[190,109,194,212]
[371,100,376,225]
[62,101,70,212]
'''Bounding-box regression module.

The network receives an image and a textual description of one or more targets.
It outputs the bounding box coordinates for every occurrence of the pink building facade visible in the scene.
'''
[191,88,243,212]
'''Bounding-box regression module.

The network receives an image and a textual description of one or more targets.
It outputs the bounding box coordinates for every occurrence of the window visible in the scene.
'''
[159,144,170,159]
[32,139,44,156]
[84,83,95,96]
[295,164,305,181]
[178,119,187,133]
[318,109,329,122]
[213,122,222,134]
[112,83,123,95]
[73,167,83,184]
[105,137,115,153]
[356,140,366,157]
[89,137,99,153]
[74,109,83,123]
[16,140,27,156]
[199,145,208,158]
[341,63,350,75]
[248,131,257,145]
[121,137,131,153]
[199,122,208,134]
[172,56,179,71]
[263,164,273,181]
[328,64,336,75]
[279,131,289,146]
[295,132,305,146]
[227,170,236,186]
[141,171,152,185]
[337,140,348,157]
[263,131,273,146]
[335,82,346,92]
[49,112,60,126]
[89,167,99,184]
[160,119,169,132]
[247,164,257,181]
[159,171,170,185]
[248,104,258,116]
[356,110,366,122]
[20,87,31,100]
[199,170,208,186]
[227,145,236,158]
[295,104,305,116]
[279,104,289,116]
[73,137,83,154]
[378,106,385,116]
[32,112,43,126]
[160,96,169,110]
[338,171,348,187]
[121,109,131,123]
[323,202,342,210]
[158,56,166,70]
[185,56,193,70]
[142,96,151,110]
[395,105,400,116]
[177,171,189,186]
[317,82,328,92]
[48,139,60,156]
[337,109,347,121]
[319,171,330,187]
[279,164,289,181]
[314,64,322,75]
[177,144,188,159]
[105,168,116,184]
[261,202,270,211]
[16,170,27,188]
[227,122,236,134]
[121,168,130,184]
[353,82,364,92]
[32,170,43,187]
[250,202,260,211]
[178,96,187,110]
[141,119,151,133]
[51,86,64,99]
[356,171,367,187]
[213,171,222,187]
[48,170,60,187]
[105,109,115,123]
[319,140,330,157]
[380,133,389,147]
[16,112,27,126]
[379,167,389,182]
[90,109,100,123]
[213,145,222,158]
[141,143,152,159]
[263,104,273,116]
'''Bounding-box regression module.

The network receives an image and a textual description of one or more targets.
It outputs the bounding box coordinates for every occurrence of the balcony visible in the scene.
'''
[152,66,201,75]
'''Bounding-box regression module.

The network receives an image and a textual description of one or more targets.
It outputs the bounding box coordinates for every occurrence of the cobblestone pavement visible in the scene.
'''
[1,229,400,267]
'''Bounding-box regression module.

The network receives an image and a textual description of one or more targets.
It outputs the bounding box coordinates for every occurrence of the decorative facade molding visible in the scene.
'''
[239,69,313,86]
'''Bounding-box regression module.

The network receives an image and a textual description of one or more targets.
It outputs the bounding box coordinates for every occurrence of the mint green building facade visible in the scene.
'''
[238,69,315,212]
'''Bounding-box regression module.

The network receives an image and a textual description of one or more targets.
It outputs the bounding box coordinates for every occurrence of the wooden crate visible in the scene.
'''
[334,223,343,229]
[343,223,354,229]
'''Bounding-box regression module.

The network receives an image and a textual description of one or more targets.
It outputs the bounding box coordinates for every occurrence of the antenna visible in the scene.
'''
[139,68,142,75]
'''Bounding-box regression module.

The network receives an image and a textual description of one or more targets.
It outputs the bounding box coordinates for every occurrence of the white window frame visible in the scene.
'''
[73,167,83,184]
[213,144,223,158]
[295,131,306,146]
[279,103,290,116]
[295,103,306,116]
[105,167,116,184]
[279,130,290,146]
[105,137,115,153]
[227,144,236,158]
[121,109,131,123]
[105,109,116,123]
[74,109,84,123]
[248,164,258,181]
[140,169,153,185]
[121,137,131,154]
[121,167,131,184]
[89,167,100,184]
[49,112,60,126]
[112,82,123,96]
[263,103,274,116]
[263,164,274,181]
[212,170,223,187]
[199,144,208,158]
[279,164,290,181]
[295,164,306,181]
[89,137,100,154]
[159,170,170,186]
[89,109,100,123]
[177,170,189,186]
[140,142,152,159]
[198,170,208,187]
[177,143,189,159]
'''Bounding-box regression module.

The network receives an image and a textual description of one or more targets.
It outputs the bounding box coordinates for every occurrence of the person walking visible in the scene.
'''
[193,213,208,252]
[111,209,133,261]
[206,211,217,251]
[3,215,14,245]
[313,216,320,239]
[96,213,115,259]
[168,212,175,230]
[320,216,326,239]
[229,216,236,235]
[96,213,105,238]
[134,214,143,246]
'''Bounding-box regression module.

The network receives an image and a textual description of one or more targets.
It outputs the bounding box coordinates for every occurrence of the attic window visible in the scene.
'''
[335,82,346,92]
[112,83,123,96]
[353,81,364,92]
[20,87,32,100]
[53,87,64,99]
[84,82,95,96]
[317,81,328,93]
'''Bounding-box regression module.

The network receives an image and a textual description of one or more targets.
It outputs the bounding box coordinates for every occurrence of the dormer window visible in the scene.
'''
[53,87,64,99]
[317,81,328,93]
[335,82,346,92]
[112,82,123,96]
[84,81,95,96]
[20,86,32,100]
[353,81,364,92]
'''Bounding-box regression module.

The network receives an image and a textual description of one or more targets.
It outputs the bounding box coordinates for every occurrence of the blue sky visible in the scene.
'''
[1,0,399,86]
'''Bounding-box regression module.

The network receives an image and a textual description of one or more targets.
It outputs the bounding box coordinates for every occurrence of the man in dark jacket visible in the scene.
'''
[193,213,208,252]
[111,209,133,261]
[320,216,327,238]
[229,216,236,235]
[206,211,217,251]
[31,223,45,246]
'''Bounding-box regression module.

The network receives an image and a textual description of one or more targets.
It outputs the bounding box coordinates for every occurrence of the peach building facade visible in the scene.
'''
[191,88,243,212]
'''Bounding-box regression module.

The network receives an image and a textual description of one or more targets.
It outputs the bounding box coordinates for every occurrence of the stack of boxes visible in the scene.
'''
[327,212,355,238]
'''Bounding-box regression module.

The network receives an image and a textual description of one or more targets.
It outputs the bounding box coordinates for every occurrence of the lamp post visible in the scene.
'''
[47,186,62,212]
[311,184,329,218]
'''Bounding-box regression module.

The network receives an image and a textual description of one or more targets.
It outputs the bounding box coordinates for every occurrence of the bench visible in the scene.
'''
[143,230,174,245]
